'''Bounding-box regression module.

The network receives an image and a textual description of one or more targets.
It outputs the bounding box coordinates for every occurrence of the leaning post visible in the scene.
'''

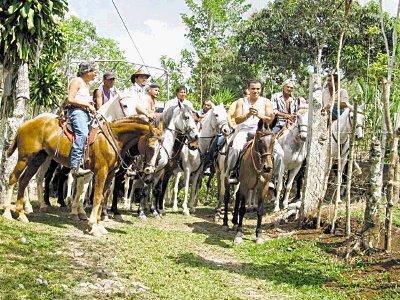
[299,74,329,226]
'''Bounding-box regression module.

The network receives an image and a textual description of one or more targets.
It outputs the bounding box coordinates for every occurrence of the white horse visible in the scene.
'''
[330,105,365,196]
[138,103,199,219]
[273,106,309,212]
[170,104,231,215]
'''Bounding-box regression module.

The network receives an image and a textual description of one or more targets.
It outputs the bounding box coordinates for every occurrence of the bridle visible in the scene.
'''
[141,133,163,171]
[250,130,274,174]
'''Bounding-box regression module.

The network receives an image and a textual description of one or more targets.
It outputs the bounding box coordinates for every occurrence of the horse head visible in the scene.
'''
[176,104,199,150]
[350,103,365,140]
[255,120,275,174]
[210,104,230,136]
[138,122,163,175]
[296,105,309,142]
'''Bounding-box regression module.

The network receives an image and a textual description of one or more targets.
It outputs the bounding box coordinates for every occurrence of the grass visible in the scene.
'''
[0,203,399,299]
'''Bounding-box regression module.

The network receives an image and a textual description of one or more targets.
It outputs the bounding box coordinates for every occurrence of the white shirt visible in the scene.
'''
[322,88,349,109]
[164,97,194,111]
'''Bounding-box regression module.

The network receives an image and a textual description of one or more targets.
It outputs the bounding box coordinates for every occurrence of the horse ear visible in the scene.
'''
[257,119,263,131]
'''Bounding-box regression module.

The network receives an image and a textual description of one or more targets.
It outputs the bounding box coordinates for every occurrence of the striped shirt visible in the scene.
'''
[271,92,298,127]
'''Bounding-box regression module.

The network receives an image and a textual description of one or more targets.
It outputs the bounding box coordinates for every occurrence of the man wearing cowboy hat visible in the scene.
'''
[124,69,152,118]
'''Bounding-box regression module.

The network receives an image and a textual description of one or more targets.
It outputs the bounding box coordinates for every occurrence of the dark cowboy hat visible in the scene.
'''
[131,69,151,80]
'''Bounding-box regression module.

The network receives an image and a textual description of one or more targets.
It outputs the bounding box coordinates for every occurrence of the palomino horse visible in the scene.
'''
[228,120,275,244]
[136,103,199,219]
[273,105,309,212]
[170,103,231,215]
[31,93,143,219]
[3,114,162,236]
[330,105,365,196]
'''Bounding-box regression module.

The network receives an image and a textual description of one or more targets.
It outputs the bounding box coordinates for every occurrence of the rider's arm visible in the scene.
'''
[93,89,102,110]
[136,105,152,119]
[258,100,274,125]
[235,98,251,124]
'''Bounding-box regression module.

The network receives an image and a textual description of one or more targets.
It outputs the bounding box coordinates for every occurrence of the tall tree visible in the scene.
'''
[0,0,68,206]
[181,0,250,102]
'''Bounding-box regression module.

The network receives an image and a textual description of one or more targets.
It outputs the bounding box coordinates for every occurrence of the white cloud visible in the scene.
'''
[115,19,187,70]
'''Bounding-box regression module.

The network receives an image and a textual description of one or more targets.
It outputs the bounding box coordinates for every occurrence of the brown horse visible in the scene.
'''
[223,120,275,244]
[3,114,162,236]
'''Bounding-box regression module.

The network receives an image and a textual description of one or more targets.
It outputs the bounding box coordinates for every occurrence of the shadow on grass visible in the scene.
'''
[169,252,334,288]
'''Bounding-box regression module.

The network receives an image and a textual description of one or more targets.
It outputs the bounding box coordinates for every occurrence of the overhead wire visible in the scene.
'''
[111,0,150,74]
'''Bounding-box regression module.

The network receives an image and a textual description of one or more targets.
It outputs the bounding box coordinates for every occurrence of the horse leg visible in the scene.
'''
[35,156,52,211]
[110,168,126,219]
[204,173,213,206]
[57,167,69,207]
[172,172,181,212]
[181,168,191,216]
[255,191,264,244]
[15,154,48,222]
[97,171,115,234]
[222,181,231,231]
[234,191,246,243]
[70,176,84,221]
[273,171,284,213]
[122,173,132,210]
[188,170,201,212]
[78,175,92,221]
[88,170,107,236]
[44,159,58,207]
[283,166,301,209]
[214,169,223,222]
[232,188,244,231]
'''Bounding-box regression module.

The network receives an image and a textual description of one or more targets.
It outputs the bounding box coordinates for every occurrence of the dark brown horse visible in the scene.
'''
[223,120,275,244]
[3,114,162,236]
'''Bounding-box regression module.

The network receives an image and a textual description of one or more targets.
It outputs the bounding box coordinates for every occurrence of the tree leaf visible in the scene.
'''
[20,2,30,18]
[7,2,22,15]
[27,9,35,30]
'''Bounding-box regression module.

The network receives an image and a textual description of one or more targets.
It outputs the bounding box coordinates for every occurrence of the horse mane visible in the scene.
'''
[111,116,150,125]
[162,104,192,127]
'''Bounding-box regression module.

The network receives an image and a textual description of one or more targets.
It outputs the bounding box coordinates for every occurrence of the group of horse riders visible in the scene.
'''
[65,61,349,198]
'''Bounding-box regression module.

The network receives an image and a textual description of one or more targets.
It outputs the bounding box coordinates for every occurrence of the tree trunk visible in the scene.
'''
[0,63,30,207]
[299,74,328,225]
[345,100,358,235]
[361,137,382,250]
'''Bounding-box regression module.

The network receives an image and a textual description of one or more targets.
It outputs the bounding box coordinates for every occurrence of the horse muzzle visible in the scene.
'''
[222,125,231,136]
[143,165,155,175]
[262,165,272,173]
[188,139,199,150]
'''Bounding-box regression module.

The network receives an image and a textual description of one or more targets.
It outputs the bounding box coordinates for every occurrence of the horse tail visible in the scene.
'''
[6,135,17,158]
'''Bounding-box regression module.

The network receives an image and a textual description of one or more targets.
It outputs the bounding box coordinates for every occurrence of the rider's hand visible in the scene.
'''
[249,107,258,116]
[88,104,96,115]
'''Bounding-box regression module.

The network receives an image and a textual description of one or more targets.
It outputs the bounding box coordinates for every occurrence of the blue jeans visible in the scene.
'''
[273,125,283,135]
[67,108,90,169]
[332,106,344,121]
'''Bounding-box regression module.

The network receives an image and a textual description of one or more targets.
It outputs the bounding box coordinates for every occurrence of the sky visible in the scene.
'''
[67,0,398,75]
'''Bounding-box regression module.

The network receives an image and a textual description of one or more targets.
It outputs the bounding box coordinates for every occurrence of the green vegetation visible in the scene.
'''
[0,205,398,299]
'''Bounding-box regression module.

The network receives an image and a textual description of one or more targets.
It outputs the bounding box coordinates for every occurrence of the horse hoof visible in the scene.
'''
[17,214,29,223]
[234,236,243,244]
[172,206,178,212]
[274,208,280,213]
[69,214,80,221]
[113,214,123,221]
[97,224,108,235]
[214,216,220,223]
[232,224,238,231]
[3,210,13,220]
[79,213,88,221]
[222,225,229,232]
[154,214,162,220]
[183,210,190,216]
[25,205,33,214]
[89,228,103,237]
[139,214,147,221]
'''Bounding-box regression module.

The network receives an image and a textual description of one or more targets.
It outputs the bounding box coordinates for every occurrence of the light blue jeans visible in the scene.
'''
[67,108,90,169]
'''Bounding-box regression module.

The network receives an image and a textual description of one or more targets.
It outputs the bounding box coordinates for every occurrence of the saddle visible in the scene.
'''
[57,117,101,169]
